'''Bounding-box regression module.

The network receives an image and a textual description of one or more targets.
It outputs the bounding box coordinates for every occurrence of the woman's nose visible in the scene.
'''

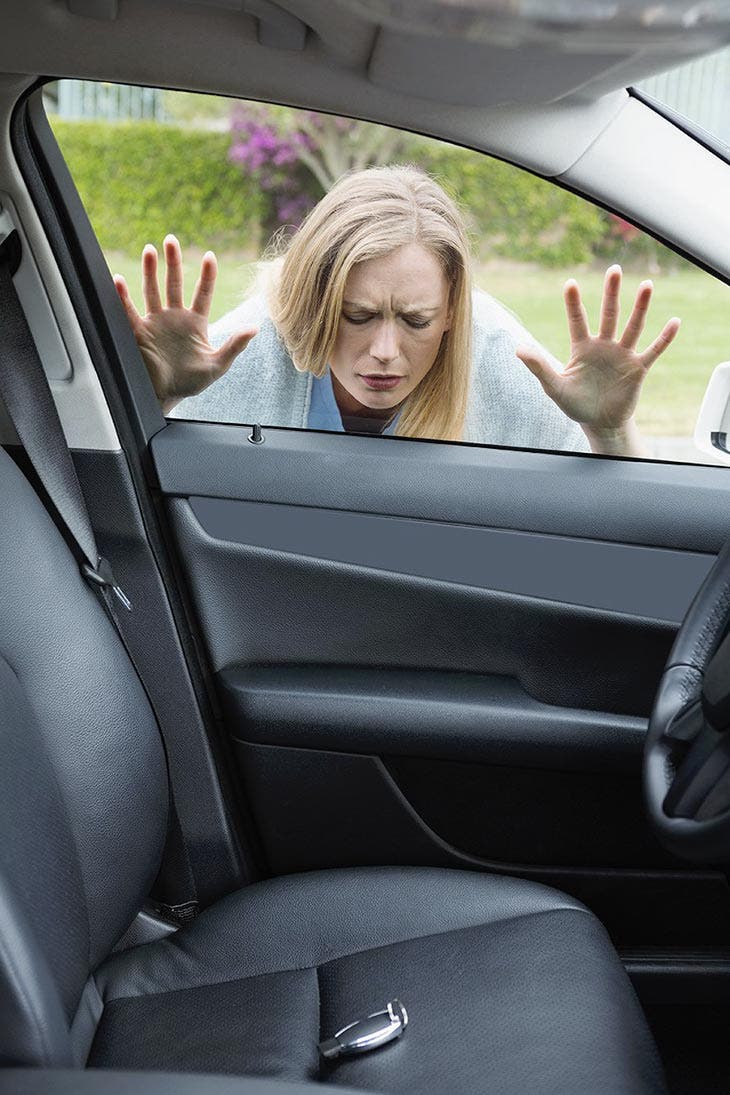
[371,321,399,364]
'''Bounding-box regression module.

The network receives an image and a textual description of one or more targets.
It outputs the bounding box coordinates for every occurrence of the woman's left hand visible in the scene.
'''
[516,264,680,456]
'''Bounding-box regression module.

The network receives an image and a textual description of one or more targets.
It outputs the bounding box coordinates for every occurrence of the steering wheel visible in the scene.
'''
[644,537,730,862]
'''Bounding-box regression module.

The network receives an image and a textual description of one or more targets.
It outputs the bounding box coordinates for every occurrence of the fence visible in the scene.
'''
[637,46,730,146]
[47,81,166,123]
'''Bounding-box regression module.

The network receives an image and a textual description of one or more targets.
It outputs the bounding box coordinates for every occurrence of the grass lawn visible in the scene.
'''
[106,250,730,438]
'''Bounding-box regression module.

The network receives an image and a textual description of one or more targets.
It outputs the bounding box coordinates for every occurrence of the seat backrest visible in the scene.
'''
[0,446,168,1066]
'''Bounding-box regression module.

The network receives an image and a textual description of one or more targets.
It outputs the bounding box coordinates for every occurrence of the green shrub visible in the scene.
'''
[51,118,615,266]
[410,138,608,266]
[51,120,267,254]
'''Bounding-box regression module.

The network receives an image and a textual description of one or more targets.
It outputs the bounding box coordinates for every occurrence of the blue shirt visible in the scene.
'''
[308,369,400,435]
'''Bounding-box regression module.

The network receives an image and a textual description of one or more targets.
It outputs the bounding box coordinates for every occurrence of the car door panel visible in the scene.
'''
[153,422,729,553]
[217,665,649,771]
[168,492,674,713]
[187,494,713,623]
[149,422,730,947]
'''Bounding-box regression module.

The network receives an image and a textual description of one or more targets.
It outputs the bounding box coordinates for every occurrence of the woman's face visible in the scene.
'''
[329,242,452,417]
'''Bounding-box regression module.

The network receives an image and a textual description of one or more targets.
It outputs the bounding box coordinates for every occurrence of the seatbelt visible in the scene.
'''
[0,228,198,924]
[0,232,130,606]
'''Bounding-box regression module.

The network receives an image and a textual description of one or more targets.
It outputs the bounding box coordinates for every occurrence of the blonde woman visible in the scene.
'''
[115,165,680,456]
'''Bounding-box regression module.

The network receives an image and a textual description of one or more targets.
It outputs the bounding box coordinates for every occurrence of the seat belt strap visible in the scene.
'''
[0,228,198,923]
[0,232,130,609]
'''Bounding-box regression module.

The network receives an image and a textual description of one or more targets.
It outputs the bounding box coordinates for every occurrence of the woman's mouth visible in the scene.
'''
[360,374,403,391]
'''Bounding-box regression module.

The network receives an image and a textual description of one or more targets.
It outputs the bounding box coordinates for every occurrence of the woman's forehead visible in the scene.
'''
[344,243,449,307]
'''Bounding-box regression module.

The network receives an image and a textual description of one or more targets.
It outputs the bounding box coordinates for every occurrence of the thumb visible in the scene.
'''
[515,344,561,401]
[214,327,259,373]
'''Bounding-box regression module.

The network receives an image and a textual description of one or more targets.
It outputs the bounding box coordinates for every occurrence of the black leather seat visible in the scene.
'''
[0,444,666,1093]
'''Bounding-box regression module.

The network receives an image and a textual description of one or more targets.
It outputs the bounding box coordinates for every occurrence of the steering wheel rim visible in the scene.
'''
[644,536,730,862]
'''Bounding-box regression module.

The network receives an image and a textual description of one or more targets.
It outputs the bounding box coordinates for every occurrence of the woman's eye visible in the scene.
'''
[342,312,430,329]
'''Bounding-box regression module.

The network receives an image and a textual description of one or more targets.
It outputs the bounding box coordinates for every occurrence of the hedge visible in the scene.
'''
[413,138,608,266]
[52,118,611,266]
[51,120,267,254]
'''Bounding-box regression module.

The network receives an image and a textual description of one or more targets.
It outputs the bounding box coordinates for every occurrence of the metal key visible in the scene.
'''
[319,999,408,1060]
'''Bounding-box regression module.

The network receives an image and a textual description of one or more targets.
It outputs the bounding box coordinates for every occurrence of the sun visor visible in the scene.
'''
[346,0,730,105]
[368,30,626,106]
[341,0,730,48]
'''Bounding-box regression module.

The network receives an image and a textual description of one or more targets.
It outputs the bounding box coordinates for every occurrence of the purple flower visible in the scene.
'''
[228,104,404,227]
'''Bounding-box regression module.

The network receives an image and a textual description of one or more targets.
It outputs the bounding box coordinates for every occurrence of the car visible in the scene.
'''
[1,2,730,1093]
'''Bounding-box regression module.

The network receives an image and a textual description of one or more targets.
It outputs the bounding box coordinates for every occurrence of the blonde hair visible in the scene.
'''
[268,165,473,441]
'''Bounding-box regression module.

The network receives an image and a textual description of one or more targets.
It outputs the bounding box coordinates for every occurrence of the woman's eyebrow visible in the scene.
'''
[342,301,442,313]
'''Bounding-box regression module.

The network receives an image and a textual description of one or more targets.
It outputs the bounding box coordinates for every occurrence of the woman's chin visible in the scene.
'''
[360,396,401,411]
[355,382,408,409]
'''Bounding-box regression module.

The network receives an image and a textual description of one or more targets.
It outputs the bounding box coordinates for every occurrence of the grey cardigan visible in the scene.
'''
[173,290,588,452]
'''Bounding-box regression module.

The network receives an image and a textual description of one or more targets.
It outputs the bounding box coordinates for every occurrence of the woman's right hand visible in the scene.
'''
[114,234,258,415]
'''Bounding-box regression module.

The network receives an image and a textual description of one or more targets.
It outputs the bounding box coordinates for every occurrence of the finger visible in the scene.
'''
[639,317,681,370]
[141,244,162,314]
[516,345,562,401]
[213,328,259,373]
[619,280,653,349]
[598,264,621,340]
[190,251,218,318]
[563,280,591,344]
[113,275,143,332]
[164,233,185,309]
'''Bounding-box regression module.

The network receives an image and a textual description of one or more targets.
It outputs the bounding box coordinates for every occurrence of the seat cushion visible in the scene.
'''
[91,868,665,1094]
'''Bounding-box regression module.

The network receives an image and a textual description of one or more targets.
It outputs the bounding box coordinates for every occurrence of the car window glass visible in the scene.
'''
[46,80,730,465]
[635,44,730,154]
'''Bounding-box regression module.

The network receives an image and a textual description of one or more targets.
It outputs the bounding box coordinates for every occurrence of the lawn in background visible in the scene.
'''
[107,250,730,439]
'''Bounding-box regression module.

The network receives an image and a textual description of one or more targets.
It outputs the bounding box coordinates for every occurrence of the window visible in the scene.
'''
[47,81,730,464]
[636,45,730,154]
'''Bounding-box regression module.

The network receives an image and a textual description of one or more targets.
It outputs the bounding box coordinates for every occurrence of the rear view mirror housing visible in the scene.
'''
[694,362,730,466]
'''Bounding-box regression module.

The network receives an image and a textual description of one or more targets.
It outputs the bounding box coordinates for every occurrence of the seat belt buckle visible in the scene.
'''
[82,556,133,612]
[319,999,408,1060]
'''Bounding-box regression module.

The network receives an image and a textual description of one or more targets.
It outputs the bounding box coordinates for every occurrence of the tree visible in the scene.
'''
[229,103,406,226]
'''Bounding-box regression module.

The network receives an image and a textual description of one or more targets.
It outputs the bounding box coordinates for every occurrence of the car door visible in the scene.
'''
[12,80,730,974]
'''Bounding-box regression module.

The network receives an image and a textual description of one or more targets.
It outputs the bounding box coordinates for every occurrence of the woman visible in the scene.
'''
[114,165,680,456]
